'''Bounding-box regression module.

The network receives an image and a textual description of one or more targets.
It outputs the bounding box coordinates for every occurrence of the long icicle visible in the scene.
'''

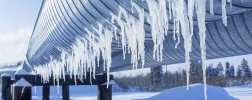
[195,0,207,100]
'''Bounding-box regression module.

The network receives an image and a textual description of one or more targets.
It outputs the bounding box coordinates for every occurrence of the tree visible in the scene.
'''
[230,65,235,77]
[225,62,234,77]
[216,62,223,76]
[189,61,202,82]
[150,66,163,83]
[206,64,218,78]
[237,65,242,78]
[240,58,251,77]
[190,61,198,81]
[225,62,230,77]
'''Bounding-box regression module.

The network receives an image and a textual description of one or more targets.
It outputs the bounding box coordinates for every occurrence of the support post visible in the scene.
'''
[62,85,70,100]
[1,73,12,100]
[97,85,112,100]
[12,78,32,100]
[42,86,50,100]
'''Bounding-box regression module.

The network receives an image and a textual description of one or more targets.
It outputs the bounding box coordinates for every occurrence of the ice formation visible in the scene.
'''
[110,1,145,69]
[210,0,214,15]
[222,0,227,26]
[195,0,207,100]
[32,0,230,99]
[146,0,168,62]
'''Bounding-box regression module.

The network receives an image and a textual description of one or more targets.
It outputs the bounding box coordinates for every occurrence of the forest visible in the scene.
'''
[114,58,252,92]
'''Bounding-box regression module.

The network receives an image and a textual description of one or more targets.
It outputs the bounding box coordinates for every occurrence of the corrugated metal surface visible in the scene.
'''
[24,0,252,72]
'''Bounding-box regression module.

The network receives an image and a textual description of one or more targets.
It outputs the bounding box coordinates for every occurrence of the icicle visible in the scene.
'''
[230,0,232,8]
[110,2,145,69]
[146,0,168,61]
[195,0,207,100]
[222,0,227,26]
[168,0,172,20]
[210,0,214,15]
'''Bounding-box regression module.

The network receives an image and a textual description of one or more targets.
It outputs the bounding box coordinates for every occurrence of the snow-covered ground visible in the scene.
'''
[224,84,252,100]
[1,83,251,100]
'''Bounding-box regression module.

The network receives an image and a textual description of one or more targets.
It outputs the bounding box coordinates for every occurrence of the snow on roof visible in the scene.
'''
[14,69,30,75]
[101,80,116,85]
[144,83,238,100]
[1,73,10,77]
[14,78,32,87]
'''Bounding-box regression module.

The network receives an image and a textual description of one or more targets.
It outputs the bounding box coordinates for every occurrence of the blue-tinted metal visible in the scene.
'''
[24,0,252,72]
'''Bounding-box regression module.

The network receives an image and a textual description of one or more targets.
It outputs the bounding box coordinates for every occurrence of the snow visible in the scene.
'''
[101,80,116,85]
[1,83,251,100]
[13,78,33,87]
[14,69,30,75]
[1,73,10,77]
[224,84,252,100]
[142,83,237,100]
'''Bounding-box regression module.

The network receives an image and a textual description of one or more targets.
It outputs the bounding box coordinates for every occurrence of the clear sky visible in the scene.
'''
[0,0,43,63]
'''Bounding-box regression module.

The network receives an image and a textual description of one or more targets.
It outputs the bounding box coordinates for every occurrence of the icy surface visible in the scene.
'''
[15,69,30,75]
[14,78,33,87]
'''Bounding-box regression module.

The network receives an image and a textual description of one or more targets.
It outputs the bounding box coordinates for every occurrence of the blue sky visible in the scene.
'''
[0,0,42,63]
[0,0,42,33]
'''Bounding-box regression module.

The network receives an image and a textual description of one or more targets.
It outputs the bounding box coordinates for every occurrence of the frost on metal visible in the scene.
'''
[32,0,229,99]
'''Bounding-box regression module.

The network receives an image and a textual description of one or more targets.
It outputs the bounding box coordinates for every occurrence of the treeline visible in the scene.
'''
[114,58,252,91]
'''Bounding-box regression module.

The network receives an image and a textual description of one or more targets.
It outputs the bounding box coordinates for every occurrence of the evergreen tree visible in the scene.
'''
[216,62,223,76]
[189,61,202,82]
[225,62,230,77]
[190,61,198,81]
[150,66,163,83]
[230,65,235,77]
[240,58,251,77]
[237,65,242,78]
[225,62,234,77]
[206,64,218,77]
[182,69,186,84]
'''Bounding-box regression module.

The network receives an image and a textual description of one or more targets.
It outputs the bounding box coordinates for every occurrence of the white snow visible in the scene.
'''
[14,69,30,75]
[143,83,237,100]
[1,83,251,100]
[1,73,10,77]
[224,84,252,100]
[13,78,33,87]
[101,80,116,85]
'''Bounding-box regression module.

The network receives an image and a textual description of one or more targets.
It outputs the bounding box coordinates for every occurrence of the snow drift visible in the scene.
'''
[141,83,238,100]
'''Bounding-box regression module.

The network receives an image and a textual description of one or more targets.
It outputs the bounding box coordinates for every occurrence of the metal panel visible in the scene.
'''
[24,0,252,72]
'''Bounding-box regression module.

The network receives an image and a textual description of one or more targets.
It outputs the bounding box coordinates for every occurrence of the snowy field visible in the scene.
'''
[1,83,251,100]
